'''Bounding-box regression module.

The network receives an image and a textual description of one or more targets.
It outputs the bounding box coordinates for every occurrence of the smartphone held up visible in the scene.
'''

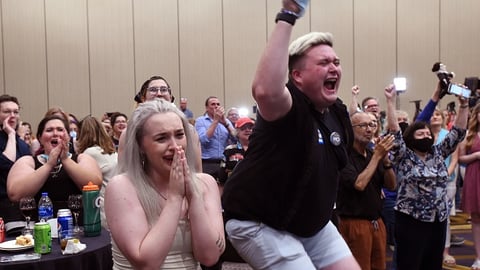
[447,83,471,99]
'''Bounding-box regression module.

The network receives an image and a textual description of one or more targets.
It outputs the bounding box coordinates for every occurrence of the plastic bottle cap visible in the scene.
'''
[82,181,99,191]
[42,192,48,196]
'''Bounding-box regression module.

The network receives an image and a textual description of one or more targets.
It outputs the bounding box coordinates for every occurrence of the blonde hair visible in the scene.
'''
[288,32,334,77]
[288,32,333,57]
[117,98,198,226]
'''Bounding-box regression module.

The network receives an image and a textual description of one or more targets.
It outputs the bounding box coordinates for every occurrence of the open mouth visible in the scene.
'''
[324,78,337,90]
[164,155,174,165]
[51,139,59,147]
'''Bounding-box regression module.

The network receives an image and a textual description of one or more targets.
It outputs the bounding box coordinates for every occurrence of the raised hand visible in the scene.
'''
[458,94,469,108]
[384,84,396,101]
[282,0,309,16]
[352,85,360,96]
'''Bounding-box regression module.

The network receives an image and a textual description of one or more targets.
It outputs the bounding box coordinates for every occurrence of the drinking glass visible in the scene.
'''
[19,196,36,235]
[68,194,83,234]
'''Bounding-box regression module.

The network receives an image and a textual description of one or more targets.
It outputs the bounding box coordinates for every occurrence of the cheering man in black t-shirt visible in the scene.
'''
[221,0,360,269]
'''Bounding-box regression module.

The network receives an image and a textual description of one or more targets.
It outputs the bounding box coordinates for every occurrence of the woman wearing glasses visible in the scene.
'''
[134,75,174,104]
[120,76,202,171]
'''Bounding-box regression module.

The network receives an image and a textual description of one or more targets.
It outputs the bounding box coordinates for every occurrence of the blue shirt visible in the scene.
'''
[436,128,455,182]
[182,108,194,119]
[195,114,233,160]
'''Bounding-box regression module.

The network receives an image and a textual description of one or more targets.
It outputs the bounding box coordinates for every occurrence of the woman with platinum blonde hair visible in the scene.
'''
[106,98,225,269]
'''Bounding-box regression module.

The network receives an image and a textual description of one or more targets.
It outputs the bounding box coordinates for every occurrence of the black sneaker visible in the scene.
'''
[451,234,465,246]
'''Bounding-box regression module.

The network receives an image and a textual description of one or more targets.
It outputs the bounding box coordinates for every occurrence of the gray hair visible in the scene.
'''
[118,98,198,225]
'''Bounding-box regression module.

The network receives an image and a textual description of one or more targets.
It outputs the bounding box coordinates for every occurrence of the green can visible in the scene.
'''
[34,221,51,254]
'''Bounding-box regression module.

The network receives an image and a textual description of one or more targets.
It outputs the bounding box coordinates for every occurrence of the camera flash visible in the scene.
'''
[394,77,407,91]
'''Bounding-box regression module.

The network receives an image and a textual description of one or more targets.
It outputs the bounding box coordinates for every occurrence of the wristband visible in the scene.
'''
[275,10,297,25]
[460,104,469,109]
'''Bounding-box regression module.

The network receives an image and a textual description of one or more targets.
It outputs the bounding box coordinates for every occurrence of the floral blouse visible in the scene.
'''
[390,126,466,222]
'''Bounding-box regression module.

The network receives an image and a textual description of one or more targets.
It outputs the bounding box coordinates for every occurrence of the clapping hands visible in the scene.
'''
[214,106,227,125]
[169,146,199,202]
[375,134,395,157]
[48,137,70,166]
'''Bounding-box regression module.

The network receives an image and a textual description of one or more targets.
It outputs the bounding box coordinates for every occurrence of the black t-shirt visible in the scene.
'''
[337,148,386,220]
[222,82,352,237]
[34,154,82,212]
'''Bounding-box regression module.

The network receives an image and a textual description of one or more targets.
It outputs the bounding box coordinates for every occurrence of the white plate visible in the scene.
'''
[0,240,34,251]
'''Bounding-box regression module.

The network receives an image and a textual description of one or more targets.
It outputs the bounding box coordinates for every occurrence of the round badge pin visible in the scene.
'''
[330,132,341,146]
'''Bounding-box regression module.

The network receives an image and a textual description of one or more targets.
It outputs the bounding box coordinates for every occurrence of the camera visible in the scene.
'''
[431,62,455,98]
[447,83,471,98]
[446,101,456,113]
[465,77,480,108]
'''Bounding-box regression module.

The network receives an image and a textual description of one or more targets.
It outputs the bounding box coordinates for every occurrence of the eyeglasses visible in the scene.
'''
[148,87,170,94]
[352,122,377,129]
[364,104,379,110]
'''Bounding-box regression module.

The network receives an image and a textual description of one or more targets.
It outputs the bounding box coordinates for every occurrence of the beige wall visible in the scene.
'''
[1,0,480,130]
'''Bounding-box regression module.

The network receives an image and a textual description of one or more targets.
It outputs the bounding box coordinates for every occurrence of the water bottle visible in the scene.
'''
[38,192,54,222]
[82,182,101,237]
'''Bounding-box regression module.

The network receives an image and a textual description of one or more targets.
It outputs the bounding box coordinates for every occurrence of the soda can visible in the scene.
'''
[34,221,51,254]
[0,217,5,243]
[57,209,73,241]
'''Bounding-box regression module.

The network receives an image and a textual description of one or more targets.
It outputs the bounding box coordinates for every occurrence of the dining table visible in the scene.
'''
[0,228,112,270]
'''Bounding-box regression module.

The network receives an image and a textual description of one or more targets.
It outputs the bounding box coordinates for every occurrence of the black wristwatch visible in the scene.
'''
[275,9,298,25]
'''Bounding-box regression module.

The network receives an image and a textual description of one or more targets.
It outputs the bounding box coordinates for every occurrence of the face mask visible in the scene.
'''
[399,122,409,134]
[69,130,77,139]
[410,137,433,153]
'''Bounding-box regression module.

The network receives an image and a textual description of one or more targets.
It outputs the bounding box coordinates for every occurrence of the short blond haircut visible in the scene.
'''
[288,32,333,56]
[288,32,334,74]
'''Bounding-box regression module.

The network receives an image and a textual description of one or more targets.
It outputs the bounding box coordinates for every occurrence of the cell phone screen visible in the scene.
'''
[448,84,471,98]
